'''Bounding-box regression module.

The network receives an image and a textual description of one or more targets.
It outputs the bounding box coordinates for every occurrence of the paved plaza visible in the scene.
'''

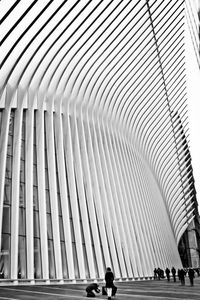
[0,276,200,300]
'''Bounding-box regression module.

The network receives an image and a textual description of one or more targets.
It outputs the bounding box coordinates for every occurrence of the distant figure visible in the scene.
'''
[165,268,170,281]
[105,267,117,299]
[171,267,176,282]
[85,283,100,297]
[177,269,181,281]
[154,268,157,280]
[188,268,195,286]
[157,268,161,280]
[179,268,186,286]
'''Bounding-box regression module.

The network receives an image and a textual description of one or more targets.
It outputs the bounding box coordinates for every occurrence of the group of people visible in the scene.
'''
[86,265,198,297]
[154,266,198,286]
[86,267,117,298]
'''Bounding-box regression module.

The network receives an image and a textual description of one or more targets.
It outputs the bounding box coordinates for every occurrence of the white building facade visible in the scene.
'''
[0,0,198,283]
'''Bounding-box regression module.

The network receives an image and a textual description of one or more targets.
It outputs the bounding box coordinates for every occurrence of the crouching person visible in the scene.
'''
[86,283,101,297]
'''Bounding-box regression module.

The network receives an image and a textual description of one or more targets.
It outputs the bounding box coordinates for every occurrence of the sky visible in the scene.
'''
[185,24,200,207]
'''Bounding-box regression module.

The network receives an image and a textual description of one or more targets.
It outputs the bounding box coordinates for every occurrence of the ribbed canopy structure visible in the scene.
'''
[0,0,195,282]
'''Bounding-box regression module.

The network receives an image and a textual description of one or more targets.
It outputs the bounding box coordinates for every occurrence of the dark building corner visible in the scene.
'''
[178,185,200,268]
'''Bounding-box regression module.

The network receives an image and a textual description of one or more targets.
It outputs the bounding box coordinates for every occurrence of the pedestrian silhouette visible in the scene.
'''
[105,267,117,299]
[188,268,195,286]
[157,268,161,280]
[179,268,186,285]
[154,268,157,280]
[171,267,176,282]
[165,267,170,282]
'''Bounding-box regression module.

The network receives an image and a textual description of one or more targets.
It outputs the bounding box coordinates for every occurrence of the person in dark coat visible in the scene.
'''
[165,267,170,281]
[154,268,157,280]
[105,267,117,299]
[188,268,195,286]
[171,267,176,282]
[177,269,181,281]
[85,283,100,297]
[179,268,186,285]
[157,268,161,280]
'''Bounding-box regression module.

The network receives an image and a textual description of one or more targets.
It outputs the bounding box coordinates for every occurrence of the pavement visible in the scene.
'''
[0,276,200,300]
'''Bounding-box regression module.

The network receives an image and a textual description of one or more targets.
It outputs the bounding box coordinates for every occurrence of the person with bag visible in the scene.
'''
[104,267,117,299]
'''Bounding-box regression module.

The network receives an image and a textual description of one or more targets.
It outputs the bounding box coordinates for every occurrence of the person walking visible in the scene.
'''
[105,267,116,299]
[177,269,181,281]
[165,267,170,282]
[171,267,176,282]
[179,268,186,285]
[154,268,157,280]
[157,268,161,280]
[188,268,195,286]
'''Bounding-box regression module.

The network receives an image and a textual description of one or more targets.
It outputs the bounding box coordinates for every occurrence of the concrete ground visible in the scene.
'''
[0,276,200,300]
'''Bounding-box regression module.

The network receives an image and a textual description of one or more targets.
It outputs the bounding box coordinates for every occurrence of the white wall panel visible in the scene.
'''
[0,86,16,252]
[76,114,105,278]
[83,115,112,272]
[90,120,121,278]
[62,103,86,279]
[10,89,24,279]
[45,97,63,280]
[25,91,34,280]
[54,96,75,280]
[36,98,49,280]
